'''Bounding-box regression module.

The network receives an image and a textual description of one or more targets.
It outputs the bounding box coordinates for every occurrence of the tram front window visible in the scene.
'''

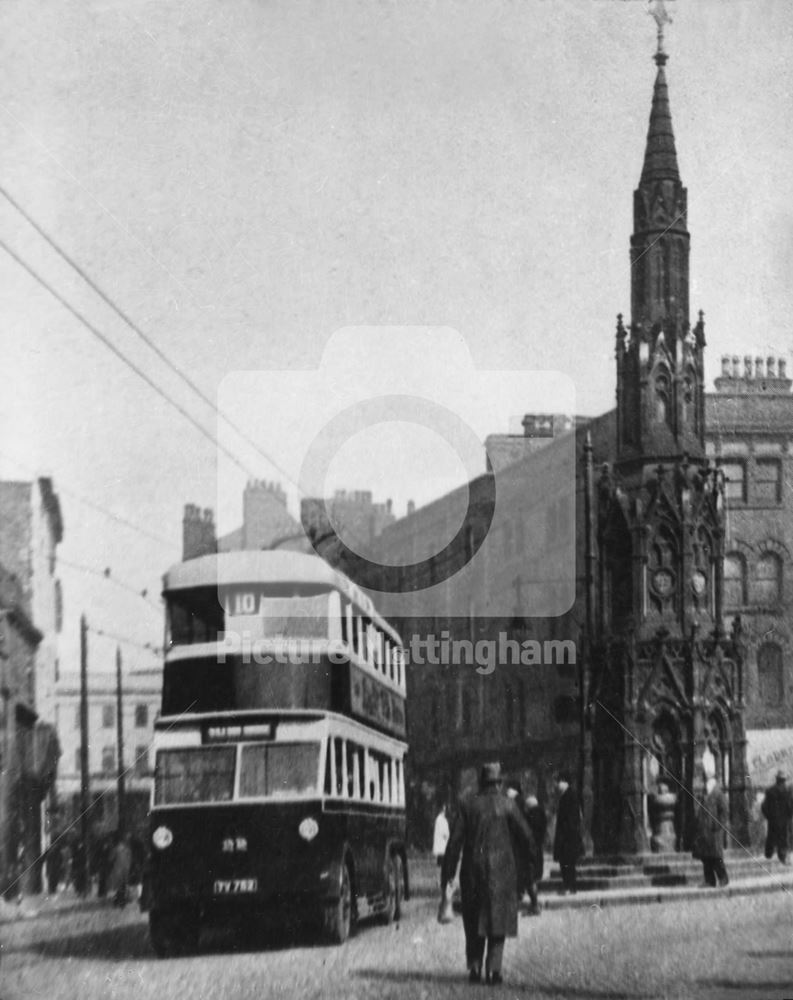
[239,742,320,799]
[155,747,236,805]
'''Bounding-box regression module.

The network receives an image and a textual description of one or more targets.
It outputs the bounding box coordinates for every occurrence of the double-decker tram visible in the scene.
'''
[147,550,409,956]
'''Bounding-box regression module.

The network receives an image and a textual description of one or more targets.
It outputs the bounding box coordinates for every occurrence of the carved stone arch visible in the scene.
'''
[638,652,688,714]
[649,705,684,783]
[730,537,754,559]
[702,703,734,798]
[757,537,791,561]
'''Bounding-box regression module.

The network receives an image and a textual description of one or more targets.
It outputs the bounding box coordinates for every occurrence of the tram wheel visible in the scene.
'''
[380,853,403,925]
[149,907,200,958]
[322,861,355,944]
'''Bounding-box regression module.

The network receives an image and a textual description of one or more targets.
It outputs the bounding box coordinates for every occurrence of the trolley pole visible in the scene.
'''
[79,614,90,896]
[115,645,126,836]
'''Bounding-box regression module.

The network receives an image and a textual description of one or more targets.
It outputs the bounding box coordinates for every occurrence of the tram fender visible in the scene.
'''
[324,846,356,902]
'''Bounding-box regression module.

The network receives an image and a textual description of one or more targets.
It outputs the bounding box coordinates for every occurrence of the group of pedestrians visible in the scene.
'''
[435,763,585,986]
[690,768,793,888]
[42,830,139,904]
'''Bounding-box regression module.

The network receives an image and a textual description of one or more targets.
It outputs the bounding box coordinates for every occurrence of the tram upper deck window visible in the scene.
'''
[239,743,320,799]
[167,588,225,646]
[155,747,236,805]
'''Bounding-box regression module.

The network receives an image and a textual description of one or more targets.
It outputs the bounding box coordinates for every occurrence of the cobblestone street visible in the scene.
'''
[2,889,793,1000]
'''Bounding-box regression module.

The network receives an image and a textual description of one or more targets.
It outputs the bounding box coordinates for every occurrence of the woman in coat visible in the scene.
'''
[441,762,533,986]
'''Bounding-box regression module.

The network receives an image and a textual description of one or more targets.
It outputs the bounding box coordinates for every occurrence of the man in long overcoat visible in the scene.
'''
[761,771,793,863]
[442,762,533,985]
[524,795,547,915]
[552,773,584,894]
[693,776,729,887]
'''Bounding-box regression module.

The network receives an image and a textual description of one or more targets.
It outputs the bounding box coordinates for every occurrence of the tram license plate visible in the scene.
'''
[214,878,258,895]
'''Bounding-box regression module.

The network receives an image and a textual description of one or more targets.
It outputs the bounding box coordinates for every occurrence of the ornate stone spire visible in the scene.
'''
[615,3,704,464]
[640,49,680,184]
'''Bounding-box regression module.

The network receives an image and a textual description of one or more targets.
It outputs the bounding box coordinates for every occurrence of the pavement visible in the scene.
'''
[407,851,793,912]
[4,851,792,925]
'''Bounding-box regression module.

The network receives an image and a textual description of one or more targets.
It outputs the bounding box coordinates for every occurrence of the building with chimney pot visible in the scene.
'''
[301,489,396,555]
[181,504,217,561]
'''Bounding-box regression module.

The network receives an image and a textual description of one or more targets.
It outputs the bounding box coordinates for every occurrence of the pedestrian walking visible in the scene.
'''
[432,802,450,884]
[45,841,65,895]
[441,762,532,986]
[505,782,531,903]
[761,771,793,863]
[692,775,730,887]
[553,772,584,895]
[524,794,547,915]
[107,832,132,907]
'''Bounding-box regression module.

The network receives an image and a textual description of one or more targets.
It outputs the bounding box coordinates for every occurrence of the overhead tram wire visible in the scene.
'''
[59,555,163,615]
[0,187,300,495]
[0,235,257,481]
[0,449,178,551]
[87,624,163,657]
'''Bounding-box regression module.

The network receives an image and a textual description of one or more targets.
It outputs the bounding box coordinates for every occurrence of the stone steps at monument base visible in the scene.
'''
[406,853,793,910]
[540,853,785,893]
[535,869,793,912]
[549,856,771,883]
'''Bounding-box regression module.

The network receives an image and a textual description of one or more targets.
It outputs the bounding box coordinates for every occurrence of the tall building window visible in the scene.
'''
[724,552,747,608]
[758,643,783,706]
[101,745,115,775]
[135,704,148,729]
[755,459,782,504]
[756,552,782,605]
[721,461,746,503]
[134,746,149,776]
[102,704,114,728]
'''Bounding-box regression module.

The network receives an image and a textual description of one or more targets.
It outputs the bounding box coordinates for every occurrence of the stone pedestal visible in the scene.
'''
[649,782,677,853]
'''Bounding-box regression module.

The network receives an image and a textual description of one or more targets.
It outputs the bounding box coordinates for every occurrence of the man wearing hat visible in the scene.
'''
[441,762,533,986]
[762,770,793,863]
[553,771,584,895]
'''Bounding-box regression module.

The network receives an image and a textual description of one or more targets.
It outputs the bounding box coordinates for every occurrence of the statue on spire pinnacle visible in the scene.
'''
[648,0,673,58]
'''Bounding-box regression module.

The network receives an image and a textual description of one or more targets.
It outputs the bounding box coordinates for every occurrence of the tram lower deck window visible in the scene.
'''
[239,743,320,798]
[155,747,236,805]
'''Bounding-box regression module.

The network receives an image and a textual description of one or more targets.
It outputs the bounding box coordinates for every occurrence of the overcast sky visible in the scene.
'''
[1,0,791,671]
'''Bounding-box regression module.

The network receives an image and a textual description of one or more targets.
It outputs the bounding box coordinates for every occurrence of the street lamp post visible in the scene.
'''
[115,645,126,837]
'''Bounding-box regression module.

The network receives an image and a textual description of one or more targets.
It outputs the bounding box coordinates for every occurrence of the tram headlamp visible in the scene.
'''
[152,825,173,850]
[298,817,319,842]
